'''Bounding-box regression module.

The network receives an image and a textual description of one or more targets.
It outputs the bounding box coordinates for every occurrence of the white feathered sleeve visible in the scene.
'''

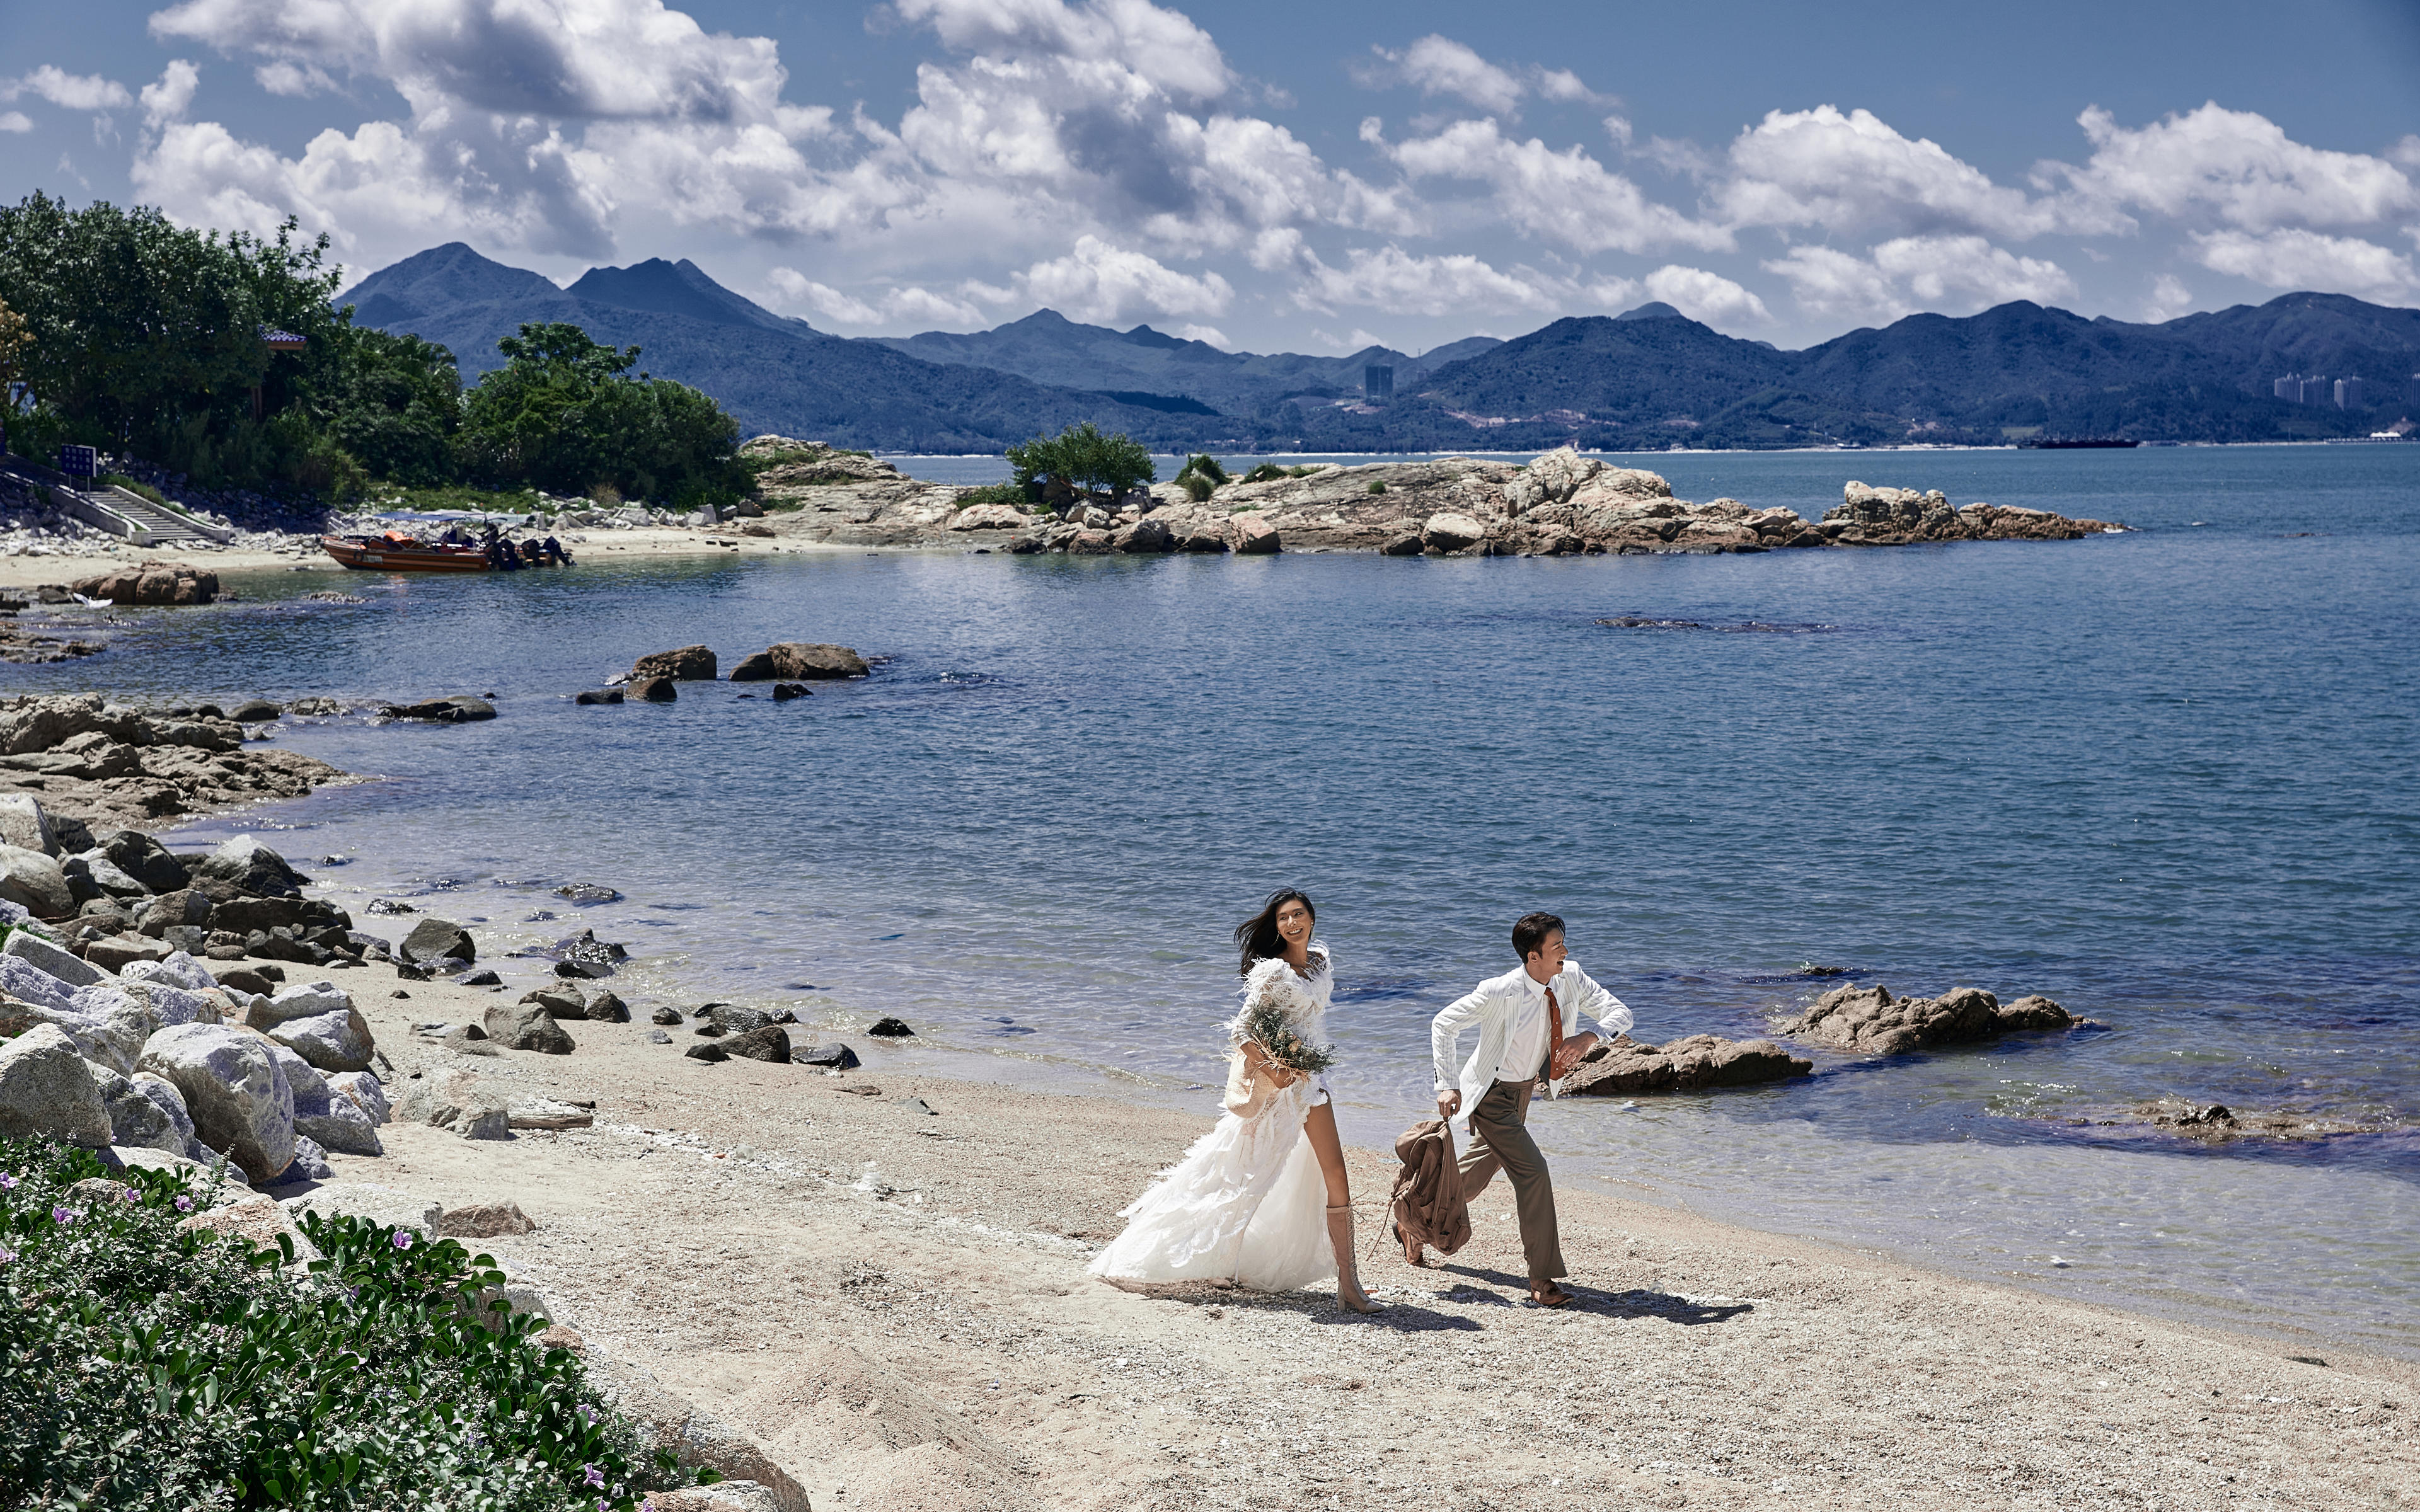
[1228,956,1300,1046]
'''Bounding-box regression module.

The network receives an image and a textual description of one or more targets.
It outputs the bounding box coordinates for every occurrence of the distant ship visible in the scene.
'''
[2019,436,2141,450]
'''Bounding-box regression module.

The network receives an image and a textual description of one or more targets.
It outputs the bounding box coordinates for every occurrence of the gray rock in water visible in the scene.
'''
[483,1001,574,1054]
[724,1026,791,1063]
[229,699,282,723]
[797,1042,860,1070]
[1780,983,2075,1056]
[704,1004,771,1036]
[387,696,496,723]
[633,645,717,681]
[400,917,476,964]
[136,1023,295,1182]
[867,1017,914,1038]
[98,829,189,893]
[0,1024,113,1146]
[0,844,73,917]
[630,676,677,702]
[650,1005,683,1026]
[573,688,625,706]
[761,642,868,680]
[769,682,810,701]
[192,835,306,898]
[580,987,631,1023]
[1560,1034,1812,1096]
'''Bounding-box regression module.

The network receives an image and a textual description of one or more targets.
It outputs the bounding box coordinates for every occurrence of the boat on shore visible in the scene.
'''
[2019,436,2142,450]
[320,529,575,572]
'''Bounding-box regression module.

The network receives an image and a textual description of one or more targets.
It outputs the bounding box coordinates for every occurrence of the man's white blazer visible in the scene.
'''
[1430,962,1633,1136]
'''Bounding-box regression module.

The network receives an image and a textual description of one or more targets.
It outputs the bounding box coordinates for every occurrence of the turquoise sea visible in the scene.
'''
[10,442,2416,1356]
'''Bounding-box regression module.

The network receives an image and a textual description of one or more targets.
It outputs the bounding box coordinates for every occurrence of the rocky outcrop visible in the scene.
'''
[633,645,717,682]
[1560,1033,1814,1096]
[69,561,219,606]
[728,642,868,681]
[735,444,2123,557]
[1780,983,2078,1056]
[385,696,497,723]
[743,436,906,488]
[1821,483,2121,546]
[0,694,345,837]
[2073,1097,2396,1145]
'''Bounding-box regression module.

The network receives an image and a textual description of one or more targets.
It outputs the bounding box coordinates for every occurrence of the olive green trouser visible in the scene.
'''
[1455,1072,1565,1281]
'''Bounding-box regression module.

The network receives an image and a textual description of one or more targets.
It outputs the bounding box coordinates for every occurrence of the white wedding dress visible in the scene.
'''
[1088,947,1339,1292]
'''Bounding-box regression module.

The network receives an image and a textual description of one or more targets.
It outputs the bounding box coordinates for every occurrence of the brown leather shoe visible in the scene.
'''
[1528,1281,1576,1308]
[1393,1220,1427,1268]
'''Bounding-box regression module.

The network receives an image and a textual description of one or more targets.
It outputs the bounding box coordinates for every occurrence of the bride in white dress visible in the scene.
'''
[1088,889,1380,1312]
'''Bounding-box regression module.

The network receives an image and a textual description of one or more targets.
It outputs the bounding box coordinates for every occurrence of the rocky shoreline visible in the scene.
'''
[744,441,2126,556]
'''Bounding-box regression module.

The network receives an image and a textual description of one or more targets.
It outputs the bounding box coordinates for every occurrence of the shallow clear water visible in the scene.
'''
[10,444,2417,1354]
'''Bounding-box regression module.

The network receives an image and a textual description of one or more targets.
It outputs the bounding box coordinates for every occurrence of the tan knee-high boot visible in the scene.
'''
[1326,1204,1380,1313]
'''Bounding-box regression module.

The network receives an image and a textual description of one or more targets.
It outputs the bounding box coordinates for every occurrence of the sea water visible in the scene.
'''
[11,443,2416,1355]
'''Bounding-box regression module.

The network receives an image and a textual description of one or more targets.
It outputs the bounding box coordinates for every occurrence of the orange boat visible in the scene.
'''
[321,532,492,571]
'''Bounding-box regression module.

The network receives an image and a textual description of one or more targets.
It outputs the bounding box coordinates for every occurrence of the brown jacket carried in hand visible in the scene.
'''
[1390,1116,1472,1257]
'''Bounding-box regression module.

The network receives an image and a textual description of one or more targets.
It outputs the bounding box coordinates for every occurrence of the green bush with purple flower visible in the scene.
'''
[0,1135,710,1509]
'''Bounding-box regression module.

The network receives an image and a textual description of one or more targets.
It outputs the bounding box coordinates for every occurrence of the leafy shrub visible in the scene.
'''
[1365,479,1387,495]
[953,483,1028,508]
[1005,421,1154,498]
[1174,453,1228,486]
[0,1135,702,1510]
[1180,474,1213,503]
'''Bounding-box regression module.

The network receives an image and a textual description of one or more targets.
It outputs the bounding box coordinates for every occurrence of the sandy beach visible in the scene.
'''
[289,962,2417,1512]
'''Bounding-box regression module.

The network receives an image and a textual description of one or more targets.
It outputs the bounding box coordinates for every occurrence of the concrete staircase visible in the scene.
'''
[0,454,236,545]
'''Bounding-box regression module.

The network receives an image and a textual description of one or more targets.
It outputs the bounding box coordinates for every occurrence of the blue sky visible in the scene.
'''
[4,0,2416,353]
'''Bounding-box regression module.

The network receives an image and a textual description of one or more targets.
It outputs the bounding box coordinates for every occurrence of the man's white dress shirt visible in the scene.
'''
[1431,960,1634,1137]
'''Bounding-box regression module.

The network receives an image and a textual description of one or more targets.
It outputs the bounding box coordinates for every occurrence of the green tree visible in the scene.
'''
[0,192,345,483]
[0,295,30,455]
[1006,420,1156,498]
[314,323,462,486]
[458,321,743,503]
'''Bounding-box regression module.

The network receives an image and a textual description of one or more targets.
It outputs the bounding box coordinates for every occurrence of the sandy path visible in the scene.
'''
[273,963,2420,1511]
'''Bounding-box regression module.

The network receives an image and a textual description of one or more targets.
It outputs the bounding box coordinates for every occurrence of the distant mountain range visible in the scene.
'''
[340,246,2420,452]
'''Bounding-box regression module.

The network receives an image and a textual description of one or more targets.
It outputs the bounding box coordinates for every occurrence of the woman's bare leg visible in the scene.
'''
[1305,1102,1380,1311]
[1303,1102,1352,1206]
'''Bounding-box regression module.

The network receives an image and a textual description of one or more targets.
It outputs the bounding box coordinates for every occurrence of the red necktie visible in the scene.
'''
[1540,985,1561,1081]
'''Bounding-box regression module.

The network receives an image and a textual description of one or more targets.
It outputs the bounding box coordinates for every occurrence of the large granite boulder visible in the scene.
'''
[484,1001,575,1054]
[760,643,868,680]
[97,829,190,893]
[1780,983,2076,1056]
[4,927,106,987]
[1560,1034,1813,1096]
[1234,516,1280,554]
[265,1007,375,1073]
[0,793,59,854]
[69,561,219,606]
[400,917,476,964]
[284,1043,383,1157]
[0,844,74,916]
[0,1023,113,1146]
[633,645,717,682]
[191,835,306,898]
[137,1023,295,1182]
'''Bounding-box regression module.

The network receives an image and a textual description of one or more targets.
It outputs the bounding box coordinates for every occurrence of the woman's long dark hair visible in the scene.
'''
[1235,888,1316,976]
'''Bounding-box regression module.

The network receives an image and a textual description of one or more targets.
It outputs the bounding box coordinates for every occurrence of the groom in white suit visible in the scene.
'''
[1423,912,1634,1305]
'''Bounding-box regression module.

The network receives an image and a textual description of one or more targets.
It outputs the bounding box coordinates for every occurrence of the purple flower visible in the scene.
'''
[584,1465,606,1489]
[392,1230,413,1251]
[51,1206,76,1225]
[175,1195,193,1213]
[0,1172,18,1190]
[0,1247,16,1265]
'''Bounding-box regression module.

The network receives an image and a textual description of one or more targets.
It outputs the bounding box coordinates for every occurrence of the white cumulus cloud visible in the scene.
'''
[1717,105,2121,241]
[2057,104,2419,233]
[4,66,135,112]
[2143,273,2198,323]
[2191,228,2419,302]
[0,112,31,134]
[1642,265,1771,326]
[1015,235,1231,323]
[1385,118,1731,255]
[1765,235,2078,324]
[142,62,201,129]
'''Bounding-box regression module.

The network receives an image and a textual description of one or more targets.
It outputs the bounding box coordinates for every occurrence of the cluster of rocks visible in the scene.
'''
[2067,1097,2392,1145]
[0,924,394,1185]
[67,561,221,605]
[719,443,2126,557]
[587,642,870,704]
[0,607,101,664]
[1780,983,2080,1056]
[1560,1033,1814,1096]
[0,693,345,830]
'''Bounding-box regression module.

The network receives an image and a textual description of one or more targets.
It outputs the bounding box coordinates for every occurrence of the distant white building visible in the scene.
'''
[2301,375,2334,405]
[2274,374,2303,401]
[2334,377,2367,410]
